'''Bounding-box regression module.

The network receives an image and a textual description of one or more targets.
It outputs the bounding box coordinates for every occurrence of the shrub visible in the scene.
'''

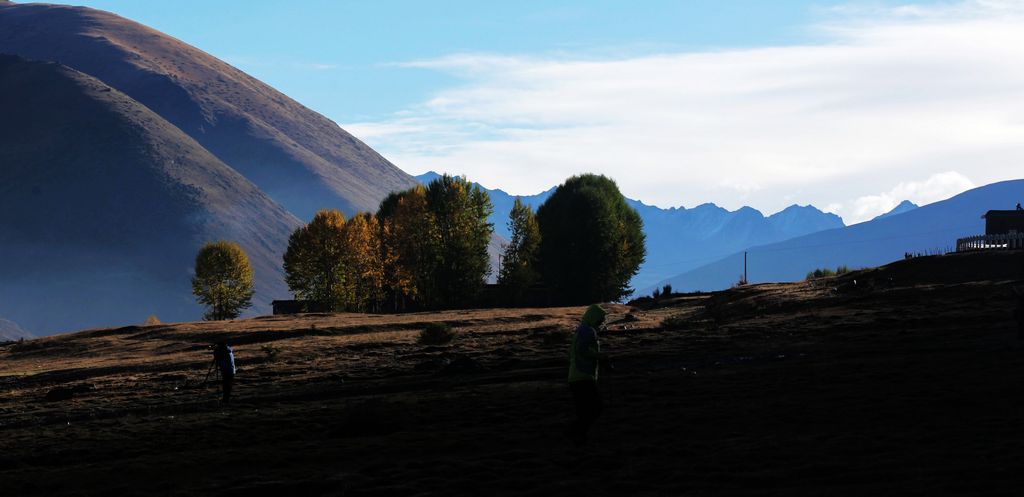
[661,314,689,329]
[419,323,457,345]
[806,266,852,281]
[662,284,673,296]
[261,343,281,360]
[806,268,831,280]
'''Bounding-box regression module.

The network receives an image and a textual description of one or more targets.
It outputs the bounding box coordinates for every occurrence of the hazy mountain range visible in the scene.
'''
[872,200,919,221]
[416,172,853,291]
[648,180,1022,295]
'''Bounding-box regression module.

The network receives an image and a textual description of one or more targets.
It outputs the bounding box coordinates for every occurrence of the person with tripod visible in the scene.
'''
[211,341,236,403]
[565,304,610,446]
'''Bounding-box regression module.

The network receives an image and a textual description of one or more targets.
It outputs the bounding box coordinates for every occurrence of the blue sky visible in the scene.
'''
[66,1,1023,222]
[70,0,873,120]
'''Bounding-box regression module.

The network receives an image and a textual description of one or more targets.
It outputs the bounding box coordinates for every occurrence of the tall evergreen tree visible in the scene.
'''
[192,241,254,320]
[536,174,645,304]
[498,197,541,305]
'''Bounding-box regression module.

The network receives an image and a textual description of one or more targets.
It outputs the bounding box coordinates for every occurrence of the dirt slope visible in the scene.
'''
[0,54,300,334]
[1,251,1022,495]
[0,2,417,220]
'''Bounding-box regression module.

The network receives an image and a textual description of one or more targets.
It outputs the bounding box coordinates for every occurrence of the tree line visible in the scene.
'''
[191,173,646,319]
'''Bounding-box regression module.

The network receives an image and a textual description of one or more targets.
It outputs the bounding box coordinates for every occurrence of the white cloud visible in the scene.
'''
[845,171,977,223]
[824,203,845,216]
[344,1,1024,220]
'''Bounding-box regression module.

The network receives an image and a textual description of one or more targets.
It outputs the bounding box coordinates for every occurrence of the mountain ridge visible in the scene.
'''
[872,200,919,221]
[647,180,1023,294]
[0,318,32,341]
[0,2,417,220]
[0,54,299,335]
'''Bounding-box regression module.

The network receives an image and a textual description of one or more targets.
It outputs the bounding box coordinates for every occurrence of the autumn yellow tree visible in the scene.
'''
[377,186,440,311]
[283,209,349,311]
[341,212,385,312]
[191,241,254,320]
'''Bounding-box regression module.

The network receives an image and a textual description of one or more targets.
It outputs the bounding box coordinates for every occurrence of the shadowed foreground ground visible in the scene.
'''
[1,251,1023,496]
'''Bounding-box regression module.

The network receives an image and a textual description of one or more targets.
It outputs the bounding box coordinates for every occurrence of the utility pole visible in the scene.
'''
[744,251,748,284]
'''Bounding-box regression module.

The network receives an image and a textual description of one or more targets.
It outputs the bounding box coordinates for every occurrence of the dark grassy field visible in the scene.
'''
[2,251,1023,496]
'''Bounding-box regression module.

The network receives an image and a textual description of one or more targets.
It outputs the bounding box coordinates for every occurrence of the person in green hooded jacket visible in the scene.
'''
[565,304,609,446]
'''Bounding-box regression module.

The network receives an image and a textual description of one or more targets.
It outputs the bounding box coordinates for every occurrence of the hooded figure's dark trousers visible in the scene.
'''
[569,380,603,443]
[1017,306,1024,340]
[221,370,234,403]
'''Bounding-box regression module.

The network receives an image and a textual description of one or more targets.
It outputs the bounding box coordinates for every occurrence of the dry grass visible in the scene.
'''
[2,253,1023,495]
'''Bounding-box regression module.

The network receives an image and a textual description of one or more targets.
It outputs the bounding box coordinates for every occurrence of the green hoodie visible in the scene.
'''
[569,305,605,382]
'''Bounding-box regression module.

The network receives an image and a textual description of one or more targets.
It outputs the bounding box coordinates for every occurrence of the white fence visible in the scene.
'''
[956,233,1024,252]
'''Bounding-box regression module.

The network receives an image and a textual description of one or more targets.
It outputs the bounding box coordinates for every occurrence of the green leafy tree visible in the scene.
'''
[536,174,646,304]
[283,209,349,311]
[498,197,541,304]
[425,174,494,309]
[375,175,494,310]
[191,241,254,320]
